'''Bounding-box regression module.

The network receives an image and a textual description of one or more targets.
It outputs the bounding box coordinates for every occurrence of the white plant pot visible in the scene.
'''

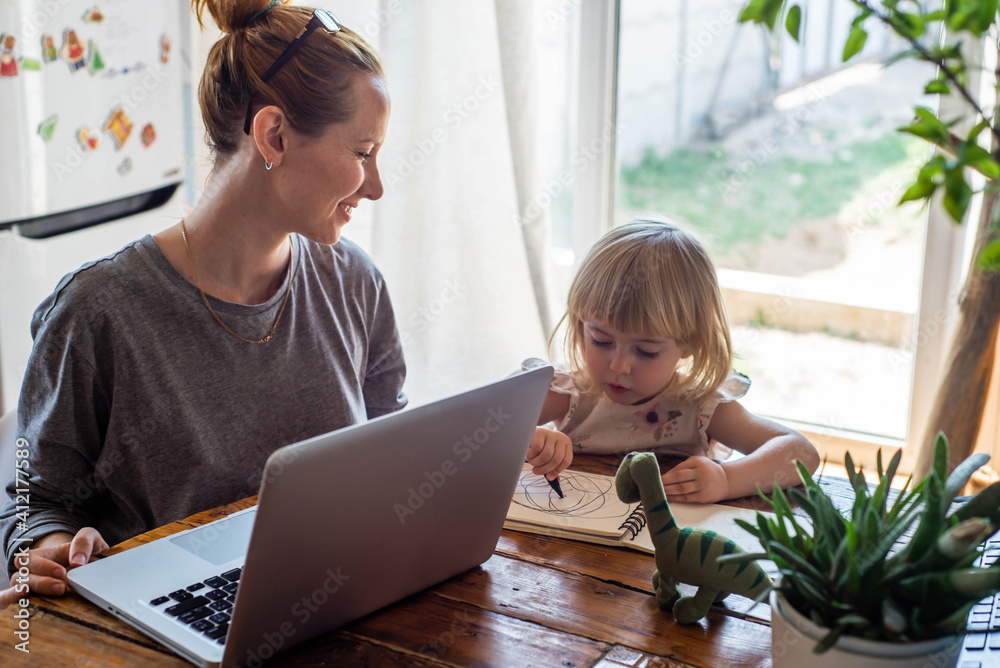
[770,590,963,668]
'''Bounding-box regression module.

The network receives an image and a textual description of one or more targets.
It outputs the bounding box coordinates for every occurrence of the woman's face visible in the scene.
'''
[279,74,390,245]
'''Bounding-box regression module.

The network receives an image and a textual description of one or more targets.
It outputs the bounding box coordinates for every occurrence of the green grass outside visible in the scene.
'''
[615,132,928,263]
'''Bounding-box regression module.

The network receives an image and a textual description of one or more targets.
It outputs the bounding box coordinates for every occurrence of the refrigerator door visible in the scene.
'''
[0,0,183,236]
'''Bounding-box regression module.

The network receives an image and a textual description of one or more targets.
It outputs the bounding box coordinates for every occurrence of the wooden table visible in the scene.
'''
[0,456,854,668]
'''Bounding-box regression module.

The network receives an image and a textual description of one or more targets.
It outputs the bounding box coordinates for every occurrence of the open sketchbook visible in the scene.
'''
[505,464,789,570]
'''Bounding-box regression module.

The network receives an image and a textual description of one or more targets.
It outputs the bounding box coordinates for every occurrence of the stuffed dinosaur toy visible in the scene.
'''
[615,451,772,623]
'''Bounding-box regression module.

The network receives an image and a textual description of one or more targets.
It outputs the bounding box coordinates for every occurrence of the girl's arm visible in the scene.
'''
[660,400,819,503]
[527,390,573,480]
[537,389,570,426]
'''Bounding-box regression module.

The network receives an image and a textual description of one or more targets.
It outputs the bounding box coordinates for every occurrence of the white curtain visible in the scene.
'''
[371,0,552,404]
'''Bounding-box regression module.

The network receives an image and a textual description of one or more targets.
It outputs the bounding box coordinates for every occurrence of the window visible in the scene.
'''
[543,0,974,460]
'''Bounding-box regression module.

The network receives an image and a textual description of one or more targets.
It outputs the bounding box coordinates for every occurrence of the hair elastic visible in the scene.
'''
[249,0,281,24]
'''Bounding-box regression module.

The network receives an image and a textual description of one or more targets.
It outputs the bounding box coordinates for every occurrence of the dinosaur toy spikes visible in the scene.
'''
[614,452,772,623]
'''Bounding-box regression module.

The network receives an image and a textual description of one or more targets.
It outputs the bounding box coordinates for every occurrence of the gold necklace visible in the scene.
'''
[180,220,293,344]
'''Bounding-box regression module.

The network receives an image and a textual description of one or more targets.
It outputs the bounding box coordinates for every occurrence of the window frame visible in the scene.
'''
[571,0,978,470]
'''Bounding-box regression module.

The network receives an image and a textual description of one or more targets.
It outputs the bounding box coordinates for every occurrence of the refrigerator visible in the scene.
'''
[0,0,187,413]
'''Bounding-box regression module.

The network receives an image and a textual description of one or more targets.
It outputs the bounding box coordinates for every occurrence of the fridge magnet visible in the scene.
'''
[117,157,132,176]
[141,123,156,148]
[82,7,105,24]
[37,115,58,142]
[87,39,105,74]
[1,34,19,77]
[42,35,57,63]
[62,29,86,72]
[160,34,170,65]
[21,58,41,71]
[76,127,99,152]
[103,107,133,150]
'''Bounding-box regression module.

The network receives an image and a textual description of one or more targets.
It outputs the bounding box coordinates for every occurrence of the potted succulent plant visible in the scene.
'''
[721,434,1000,667]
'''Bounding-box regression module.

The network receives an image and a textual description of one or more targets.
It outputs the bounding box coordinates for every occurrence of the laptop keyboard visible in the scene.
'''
[960,539,1000,667]
[147,567,242,645]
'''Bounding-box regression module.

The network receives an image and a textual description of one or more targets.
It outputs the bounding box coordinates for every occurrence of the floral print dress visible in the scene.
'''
[522,358,750,460]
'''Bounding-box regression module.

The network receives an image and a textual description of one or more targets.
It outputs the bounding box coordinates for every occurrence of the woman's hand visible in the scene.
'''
[0,528,109,609]
[526,427,573,480]
[660,456,730,504]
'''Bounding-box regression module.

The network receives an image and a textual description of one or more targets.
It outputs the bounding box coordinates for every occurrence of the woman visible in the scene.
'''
[0,0,406,605]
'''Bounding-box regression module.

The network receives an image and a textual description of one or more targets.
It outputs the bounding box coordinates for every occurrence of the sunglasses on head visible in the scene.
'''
[243,8,342,135]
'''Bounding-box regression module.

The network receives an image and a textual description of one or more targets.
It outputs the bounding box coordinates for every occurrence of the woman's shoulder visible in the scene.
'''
[32,237,151,334]
[298,235,383,280]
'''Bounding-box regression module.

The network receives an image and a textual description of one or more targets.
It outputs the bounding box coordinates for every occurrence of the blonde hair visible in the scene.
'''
[192,0,384,161]
[552,219,733,403]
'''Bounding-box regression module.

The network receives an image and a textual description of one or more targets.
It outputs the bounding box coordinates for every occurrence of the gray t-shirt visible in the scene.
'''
[2,234,406,573]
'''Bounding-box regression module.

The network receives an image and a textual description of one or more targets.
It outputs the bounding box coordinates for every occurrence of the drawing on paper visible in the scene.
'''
[510,470,633,521]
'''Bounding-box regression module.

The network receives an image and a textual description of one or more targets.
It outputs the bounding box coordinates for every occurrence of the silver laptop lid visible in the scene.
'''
[222,365,553,667]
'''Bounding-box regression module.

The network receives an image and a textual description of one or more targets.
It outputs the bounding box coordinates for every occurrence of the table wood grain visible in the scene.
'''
[0,455,858,667]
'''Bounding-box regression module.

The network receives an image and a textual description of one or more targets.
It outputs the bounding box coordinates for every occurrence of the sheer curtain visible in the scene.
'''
[369,0,553,404]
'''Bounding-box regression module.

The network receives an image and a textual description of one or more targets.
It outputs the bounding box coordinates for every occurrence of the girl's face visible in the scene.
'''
[581,320,690,405]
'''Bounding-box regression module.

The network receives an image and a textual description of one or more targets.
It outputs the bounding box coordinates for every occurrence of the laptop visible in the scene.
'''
[67,365,553,668]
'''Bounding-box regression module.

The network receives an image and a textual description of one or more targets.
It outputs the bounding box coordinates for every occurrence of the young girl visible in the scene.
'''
[524,219,819,503]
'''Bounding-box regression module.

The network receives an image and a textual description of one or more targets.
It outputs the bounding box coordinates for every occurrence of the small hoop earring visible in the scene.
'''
[264,159,273,171]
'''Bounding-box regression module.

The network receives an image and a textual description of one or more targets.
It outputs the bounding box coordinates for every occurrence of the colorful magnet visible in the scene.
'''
[37,115,58,142]
[62,29,86,73]
[1,35,19,78]
[41,35,57,63]
[83,7,105,23]
[103,107,133,150]
[21,58,41,71]
[117,157,132,176]
[87,39,105,74]
[77,128,99,152]
[141,123,156,147]
[160,34,170,65]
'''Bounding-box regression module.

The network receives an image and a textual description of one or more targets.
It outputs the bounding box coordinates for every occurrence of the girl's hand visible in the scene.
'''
[0,528,109,610]
[526,427,573,480]
[661,456,730,504]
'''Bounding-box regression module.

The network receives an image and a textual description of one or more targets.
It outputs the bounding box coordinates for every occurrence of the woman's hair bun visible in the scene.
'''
[191,0,286,33]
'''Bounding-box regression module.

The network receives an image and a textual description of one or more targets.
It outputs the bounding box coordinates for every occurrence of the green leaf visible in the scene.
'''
[815,623,846,653]
[970,159,1000,180]
[786,5,802,41]
[716,551,768,564]
[738,0,768,24]
[943,169,973,223]
[925,80,950,95]
[918,155,947,182]
[932,432,948,481]
[899,180,936,204]
[892,11,925,39]
[842,25,867,61]
[760,0,785,29]
[952,480,1000,522]
[978,238,1000,272]
[961,140,1000,179]
[981,0,1000,31]
[944,451,990,506]
[967,119,992,142]
[898,107,954,144]
[905,470,945,562]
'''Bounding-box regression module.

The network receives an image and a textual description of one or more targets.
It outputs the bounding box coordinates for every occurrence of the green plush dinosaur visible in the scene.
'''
[615,451,772,623]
